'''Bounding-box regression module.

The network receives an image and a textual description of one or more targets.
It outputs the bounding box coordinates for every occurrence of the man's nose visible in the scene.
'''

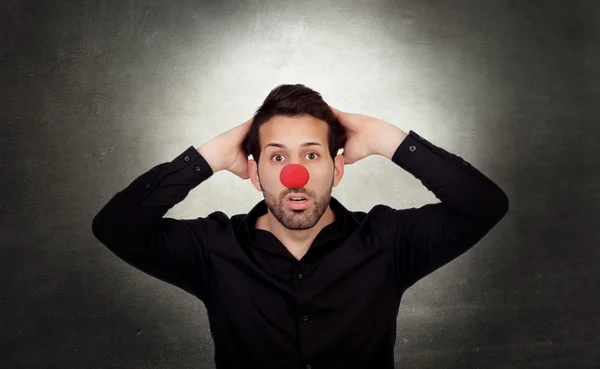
[280,164,310,189]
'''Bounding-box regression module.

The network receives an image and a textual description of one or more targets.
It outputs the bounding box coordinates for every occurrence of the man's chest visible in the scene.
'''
[206,240,400,325]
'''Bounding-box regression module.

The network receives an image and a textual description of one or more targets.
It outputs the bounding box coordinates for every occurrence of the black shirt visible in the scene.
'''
[91,130,509,369]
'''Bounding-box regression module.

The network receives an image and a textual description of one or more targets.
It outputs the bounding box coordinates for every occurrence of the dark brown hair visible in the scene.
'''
[242,84,347,165]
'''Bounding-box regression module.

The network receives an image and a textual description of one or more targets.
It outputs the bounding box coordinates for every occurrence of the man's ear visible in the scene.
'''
[332,154,345,187]
[248,159,262,192]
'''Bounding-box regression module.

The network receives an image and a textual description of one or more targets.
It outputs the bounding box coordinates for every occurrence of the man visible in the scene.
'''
[92,84,509,369]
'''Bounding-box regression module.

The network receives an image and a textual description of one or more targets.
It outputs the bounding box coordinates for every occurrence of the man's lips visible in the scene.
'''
[286,196,310,210]
[286,193,309,201]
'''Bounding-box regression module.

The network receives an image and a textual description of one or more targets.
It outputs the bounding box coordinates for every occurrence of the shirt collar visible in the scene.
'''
[234,196,359,253]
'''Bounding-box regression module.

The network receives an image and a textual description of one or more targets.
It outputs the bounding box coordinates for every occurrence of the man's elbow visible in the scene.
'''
[91,213,107,244]
[91,210,115,246]
[486,190,509,224]
[496,191,509,218]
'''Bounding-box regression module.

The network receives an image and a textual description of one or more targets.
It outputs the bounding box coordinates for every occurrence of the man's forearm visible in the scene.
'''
[197,140,225,173]
[375,124,408,160]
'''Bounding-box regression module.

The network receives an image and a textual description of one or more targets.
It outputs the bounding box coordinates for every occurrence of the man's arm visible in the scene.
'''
[91,145,223,301]
[376,130,509,290]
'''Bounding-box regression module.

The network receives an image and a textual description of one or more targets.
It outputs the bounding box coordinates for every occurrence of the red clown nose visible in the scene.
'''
[280,164,310,189]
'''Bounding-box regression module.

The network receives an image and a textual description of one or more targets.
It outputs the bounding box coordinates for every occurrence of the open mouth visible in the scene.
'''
[286,195,310,209]
[289,197,307,202]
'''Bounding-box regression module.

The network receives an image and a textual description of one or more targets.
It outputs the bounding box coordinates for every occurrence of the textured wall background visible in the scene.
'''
[1,0,599,367]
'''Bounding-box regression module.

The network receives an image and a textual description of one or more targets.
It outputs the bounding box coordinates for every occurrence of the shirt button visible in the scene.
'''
[303,315,309,322]
[409,145,416,152]
[306,365,311,369]
[194,165,201,172]
[145,184,150,188]
[184,155,190,162]
[298,274,303,279]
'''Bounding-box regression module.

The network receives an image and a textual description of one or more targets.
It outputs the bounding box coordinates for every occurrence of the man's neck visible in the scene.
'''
[256,206,336,260]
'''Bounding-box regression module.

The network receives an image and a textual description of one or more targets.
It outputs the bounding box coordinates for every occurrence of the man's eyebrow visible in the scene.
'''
[264,142,323,150]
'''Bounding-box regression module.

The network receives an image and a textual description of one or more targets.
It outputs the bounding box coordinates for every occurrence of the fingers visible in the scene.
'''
[329,105,340,117]
[241,118,253,129]
[235,118,253,136]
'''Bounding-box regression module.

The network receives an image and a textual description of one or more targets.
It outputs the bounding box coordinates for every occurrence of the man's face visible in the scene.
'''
[248,115,344,230]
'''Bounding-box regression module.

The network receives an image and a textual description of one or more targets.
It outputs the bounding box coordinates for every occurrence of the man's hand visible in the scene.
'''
[329,106,408,164]
[197,118,253,179]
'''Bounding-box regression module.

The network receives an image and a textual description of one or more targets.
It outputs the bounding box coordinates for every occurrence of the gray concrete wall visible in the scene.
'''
[1,0,598,367]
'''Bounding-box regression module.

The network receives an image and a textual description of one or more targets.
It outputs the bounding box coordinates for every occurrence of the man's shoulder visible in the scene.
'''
[185,210,233,230]
[208,211,252,233]
[353,203,399,223]
[336,200,405,227]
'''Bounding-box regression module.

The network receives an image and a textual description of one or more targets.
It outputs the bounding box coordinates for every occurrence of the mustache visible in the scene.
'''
[285,190,310,198]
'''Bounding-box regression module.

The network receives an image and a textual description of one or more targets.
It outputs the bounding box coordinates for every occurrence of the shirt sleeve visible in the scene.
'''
[378,130,509,290]
[91,145,221,301]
